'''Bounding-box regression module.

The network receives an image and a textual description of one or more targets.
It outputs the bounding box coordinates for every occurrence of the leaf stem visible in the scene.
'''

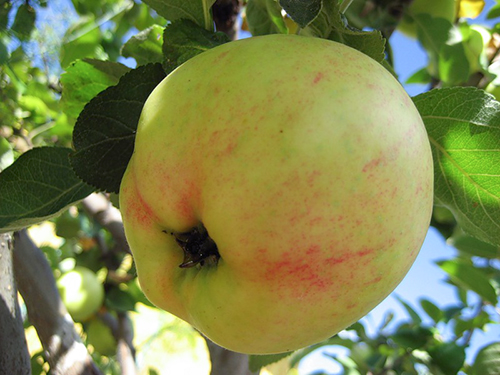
[339,0,355,13]
[203,0,213,30]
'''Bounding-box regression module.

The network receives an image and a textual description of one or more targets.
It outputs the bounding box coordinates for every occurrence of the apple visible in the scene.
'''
[57,266,104,321]
[398,0,456,39]
[86,317,117,356]
[119,34,433,354]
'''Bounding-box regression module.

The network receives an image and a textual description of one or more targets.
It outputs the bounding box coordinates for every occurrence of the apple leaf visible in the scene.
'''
[141,0,216,29]
[248,352,293,373]
[61,59,131,119]
[471,342,500,375]
[420,298,443,324]
[395,296,423,325]
[162,19,230,74]
[11,3,36,41]
[121,25,164,66]
[438,259,497,305]
[71,63,166,194]
[428,342,466,375]
[246,0,288,36]
[448,231,500,259]
[299,0,385,64]
[279,0,322,28]
[413,87,500,247]
[0,147,94,233]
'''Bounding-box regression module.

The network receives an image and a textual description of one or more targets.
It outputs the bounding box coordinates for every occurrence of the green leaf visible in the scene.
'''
[390,326,434,349]
[121,25,164,66]
[406,67,432,85]
[61,59,131,119]
[11,4,36,40]
[395,296,422,324]
[248,352,292,373]
[438,259,498,305]
[448,231,500,259]
[0,137,14,171]
[279,0,321,28]
[162,19,230,74]
[141,0,216,29]
[246,0,288,36]
[0,147,94,233]
[438,42,470,85]
[471,342,500,375]
[0,0,12,30]
[299,0,385,64]
[428,342,466,375]
[413,87,500,247]
[420,298,443,324]
[60,16,105,69]
[106,287,137,312]
[0,38,8,65]
[486,4,500,19]
[71,63,166,193]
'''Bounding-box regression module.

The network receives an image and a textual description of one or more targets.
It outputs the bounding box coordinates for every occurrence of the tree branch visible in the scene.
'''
[212,0,242,40]
[0,232,31,374]
[204,337,259,375]
[13,230,103,375]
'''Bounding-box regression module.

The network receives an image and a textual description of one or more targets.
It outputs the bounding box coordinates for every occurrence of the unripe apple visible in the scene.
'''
[57,266,104,321]
[119,34,433,354]
[398,0,456,39]
[86,317,117,356]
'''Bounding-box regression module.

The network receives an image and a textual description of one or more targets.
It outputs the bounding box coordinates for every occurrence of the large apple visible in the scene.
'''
[57,266,104,321]
[119,34,433,354]
[398,0,456,39]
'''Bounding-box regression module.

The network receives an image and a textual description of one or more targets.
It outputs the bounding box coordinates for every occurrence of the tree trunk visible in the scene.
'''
[13,230,102,375]
[0,232,31,374]
[205,338,259,375]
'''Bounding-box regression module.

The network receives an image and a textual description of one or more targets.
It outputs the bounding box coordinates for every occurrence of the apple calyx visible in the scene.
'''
[171,224,220,268]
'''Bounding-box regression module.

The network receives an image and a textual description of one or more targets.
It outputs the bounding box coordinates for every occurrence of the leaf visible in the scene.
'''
[471,342,500,375]
[0,137,14,171]
[246,0,288,36]
[428,342,466,375]
[141,0,216,29]
[413,87,500,247]
[420,298,443,324]
[0,0,12,30]
[438,259,498,305]
[279,0,322,28]
[448,231,500,259]
[121,25,164,66]
[487,4,500,20]
[11,3,36,40]
[0,147,94,233]
[406,67,432,85]
[71,63,166,193]
[395,296,422,325]
[457,0,485,19]
[61,59,131,119]
[299,0,385,64]
[390,326,433,349]
[106,287,137,312]
[248,352,293,373]
[162,19,230,74]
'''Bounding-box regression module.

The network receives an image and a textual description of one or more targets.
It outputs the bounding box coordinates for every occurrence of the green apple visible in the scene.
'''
[86,317,117,356]
[119,34,433,354]
[398,0,456,39]
[57,266,104,321]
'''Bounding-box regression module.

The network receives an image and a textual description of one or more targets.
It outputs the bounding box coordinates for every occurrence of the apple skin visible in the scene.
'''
[86,318,117,356]
[398,0,456,39]
[57,266,104,322]
[119,34,433,354]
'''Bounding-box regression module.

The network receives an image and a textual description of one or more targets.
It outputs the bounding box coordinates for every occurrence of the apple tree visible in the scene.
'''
[0,0,499,374]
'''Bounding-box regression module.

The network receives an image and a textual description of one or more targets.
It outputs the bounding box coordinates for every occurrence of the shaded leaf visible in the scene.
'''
[420,298,443,324]
[413,87,500,247]
[279,0,322,28]
[246,0,288,36]
[0,147,94,233]
[141,0,216,29]
[438,259,497,305]
[61,59,131,119]
[162,19,230,74]
[428,342,466,375]
[11,4,36,40]
[390,326,434,349]
[471,342,500,375]
[249,352,292,373]
[448,231,500,259]
[122,25,164,66]
[395,296,422,324]
[71,63,166,193]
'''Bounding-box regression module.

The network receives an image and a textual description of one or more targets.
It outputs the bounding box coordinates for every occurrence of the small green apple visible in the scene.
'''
[57,266,104,321]
[398,0,456,39]
[119,34,433,354]
[86,317,117,356]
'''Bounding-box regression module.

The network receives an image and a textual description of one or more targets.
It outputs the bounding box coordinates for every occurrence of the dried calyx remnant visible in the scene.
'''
[169,224,220,268]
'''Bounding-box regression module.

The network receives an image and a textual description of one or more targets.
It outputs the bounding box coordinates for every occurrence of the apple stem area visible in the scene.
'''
[340,0,356,13]
[165,224,220,268]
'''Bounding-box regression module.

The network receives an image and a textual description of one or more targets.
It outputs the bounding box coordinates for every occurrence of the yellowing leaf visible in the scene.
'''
[457,0,485,19]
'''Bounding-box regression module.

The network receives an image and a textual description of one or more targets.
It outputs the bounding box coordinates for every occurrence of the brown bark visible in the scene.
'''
[212,0,242,40]
[13,230,102,375]
[0,232,31,374]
